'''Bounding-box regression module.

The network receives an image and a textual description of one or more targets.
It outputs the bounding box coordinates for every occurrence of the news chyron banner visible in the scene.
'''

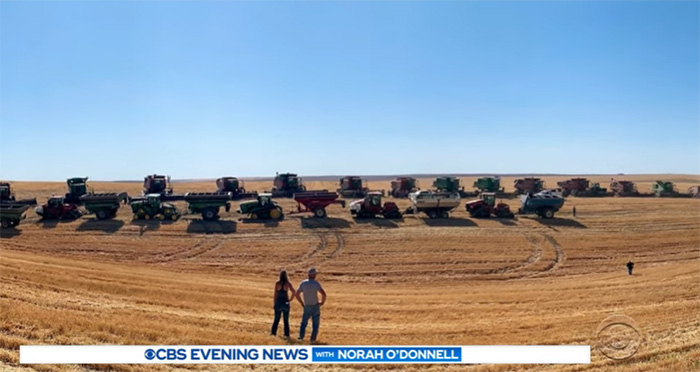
[21,345,590,364]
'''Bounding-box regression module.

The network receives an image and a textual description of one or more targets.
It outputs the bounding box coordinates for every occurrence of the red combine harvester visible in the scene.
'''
[390,177,418,198]
[465,193,514,218]
[513,178,544,195]
[557,178,608,197]
[35,196,83,220]
[609,179,640,197]
[349,192,402,219]
[291,191,346,218]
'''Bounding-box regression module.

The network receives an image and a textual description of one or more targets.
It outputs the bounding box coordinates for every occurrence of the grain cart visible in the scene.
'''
[80,192,128,220]
[465,193,514,218]
[337,176,370,198]
[65,177,90,204]
[689,186,700,198]
[216,177,257,200]
[130,194,180,220]
[291,191,346,218]
[0,182,37,205]
[557,178,609,197]
[405,190,461,219]
[517,191,565,219]
[184,192,232,220]
[238,193,284,220]
[513,178,545,195]
[35,196,83,219]
[349,192,402,219]
[390,177,418,198]
[271,173,306,198]
[0,204,31,228]
[609,180,640,197]
[651,181,679,197]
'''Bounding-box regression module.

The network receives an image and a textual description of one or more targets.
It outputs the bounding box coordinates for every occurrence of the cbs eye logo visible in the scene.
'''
[144,349,156,360]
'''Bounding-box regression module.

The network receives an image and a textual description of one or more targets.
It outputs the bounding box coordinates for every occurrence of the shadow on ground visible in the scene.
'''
[300,217,351,229]
[535,218,587,229]
[497,218,518,226]
[186,219,237,234]
[421,217,477,227]
[0,229,22,238]
[36,218,79,229]
[77,219,125,233]
[239,219,280,228]
[130,219,165,236]
[353,218,400,228]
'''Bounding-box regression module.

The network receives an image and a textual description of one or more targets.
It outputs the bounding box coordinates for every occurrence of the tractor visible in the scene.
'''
[35,196,83,220]
[390,177,418,198]
[216,177,257,200]
[271,173,306,197]
[65,177,90,204]
[130,194,180,220]
[337,176,369,198]
[349,192,402,219]
[144,174,173,196]
[465,193,514,218]
[237,193,284,220]
[0,182,37,205]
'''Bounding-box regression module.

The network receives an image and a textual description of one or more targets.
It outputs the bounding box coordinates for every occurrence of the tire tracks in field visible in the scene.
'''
[147,238,223,263]
[294,230,345,265]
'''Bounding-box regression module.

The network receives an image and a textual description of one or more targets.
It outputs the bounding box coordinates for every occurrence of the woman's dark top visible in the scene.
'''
[275,281,290,308]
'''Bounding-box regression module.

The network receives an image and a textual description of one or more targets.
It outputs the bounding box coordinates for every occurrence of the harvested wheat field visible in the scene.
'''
[1,175,699,372]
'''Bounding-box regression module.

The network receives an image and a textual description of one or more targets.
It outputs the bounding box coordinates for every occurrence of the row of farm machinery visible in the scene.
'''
[1,173,698,229]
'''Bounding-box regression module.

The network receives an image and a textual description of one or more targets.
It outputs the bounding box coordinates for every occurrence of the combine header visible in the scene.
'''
[337,176,369,198]
[143,174,185,201]
[557,178,609,197]
[0,182,37,206]
[513,178,545,195]
[216,177,257,200]
[270,172,306,198]
[291,191,346,218]
[609,180,640,197]
[390,177,418,198]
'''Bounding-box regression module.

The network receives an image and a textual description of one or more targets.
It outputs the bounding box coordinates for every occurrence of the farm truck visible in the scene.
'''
[465,193,514,218]
[270,173,306,198]
[0,182,37,205]
[130,194,180,220]
[390,177,418,198]
[349,192,402,219]
[216,177,257,200]
[0,204,31,228]
[337,176,370,198]
[237,193,284,220]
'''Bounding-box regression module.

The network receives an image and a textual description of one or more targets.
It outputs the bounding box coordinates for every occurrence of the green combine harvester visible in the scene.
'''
[130,194,180,220]
[650,181,689,197]
[237,193,284,220]
[432,177,474,197]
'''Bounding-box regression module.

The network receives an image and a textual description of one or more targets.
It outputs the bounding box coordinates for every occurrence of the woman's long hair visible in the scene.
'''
[279,269,288,288]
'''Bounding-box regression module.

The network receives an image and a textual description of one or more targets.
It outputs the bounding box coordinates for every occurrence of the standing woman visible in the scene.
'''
[271,269,294,338]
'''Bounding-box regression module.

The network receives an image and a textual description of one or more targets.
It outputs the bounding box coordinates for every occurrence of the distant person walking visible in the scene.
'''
[572,206,577,218]
[295,267,326,343]
[270,270,294,338]
[626,261,635,275]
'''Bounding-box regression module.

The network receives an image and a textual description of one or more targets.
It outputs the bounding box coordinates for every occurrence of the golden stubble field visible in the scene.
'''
[1,174,699,372]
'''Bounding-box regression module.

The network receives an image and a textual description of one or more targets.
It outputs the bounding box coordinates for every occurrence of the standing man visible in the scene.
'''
[626,261,635,275]
[572,206,577,218]
[295,267,326,343]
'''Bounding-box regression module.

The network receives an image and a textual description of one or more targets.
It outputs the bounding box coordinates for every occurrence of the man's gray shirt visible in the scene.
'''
[297,279,323,306]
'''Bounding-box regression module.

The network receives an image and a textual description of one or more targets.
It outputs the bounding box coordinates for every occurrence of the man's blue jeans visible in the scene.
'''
[299,305,320,341]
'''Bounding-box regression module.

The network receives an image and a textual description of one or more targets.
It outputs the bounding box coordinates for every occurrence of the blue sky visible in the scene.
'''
[1,1,698,181]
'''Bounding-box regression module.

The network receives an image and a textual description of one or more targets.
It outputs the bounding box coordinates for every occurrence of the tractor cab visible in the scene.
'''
[147,194,162,207]
[480,192,496,206]
[258,193,272,206]
[0,183,13,201]
[366,193,382,207]
[48,196,65,207]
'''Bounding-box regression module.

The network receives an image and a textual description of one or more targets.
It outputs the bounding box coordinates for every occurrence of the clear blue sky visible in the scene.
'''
[1,1,698,181]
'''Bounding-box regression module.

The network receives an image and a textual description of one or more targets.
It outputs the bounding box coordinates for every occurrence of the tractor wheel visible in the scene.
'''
[269,208,282,220]
[1,219,9,229]
[203,209,217,221]
[439,211,449,219]
[428,210,438,219]
[144,214,151,220]
[96,209,108,220]
[543,209,554,219]
[313,208,326,218]
[133,214,139,220]
[157,214,165,220]
[251,213,259,220]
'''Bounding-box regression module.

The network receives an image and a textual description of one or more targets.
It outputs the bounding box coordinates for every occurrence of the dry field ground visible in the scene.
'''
[1,175,699,372]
